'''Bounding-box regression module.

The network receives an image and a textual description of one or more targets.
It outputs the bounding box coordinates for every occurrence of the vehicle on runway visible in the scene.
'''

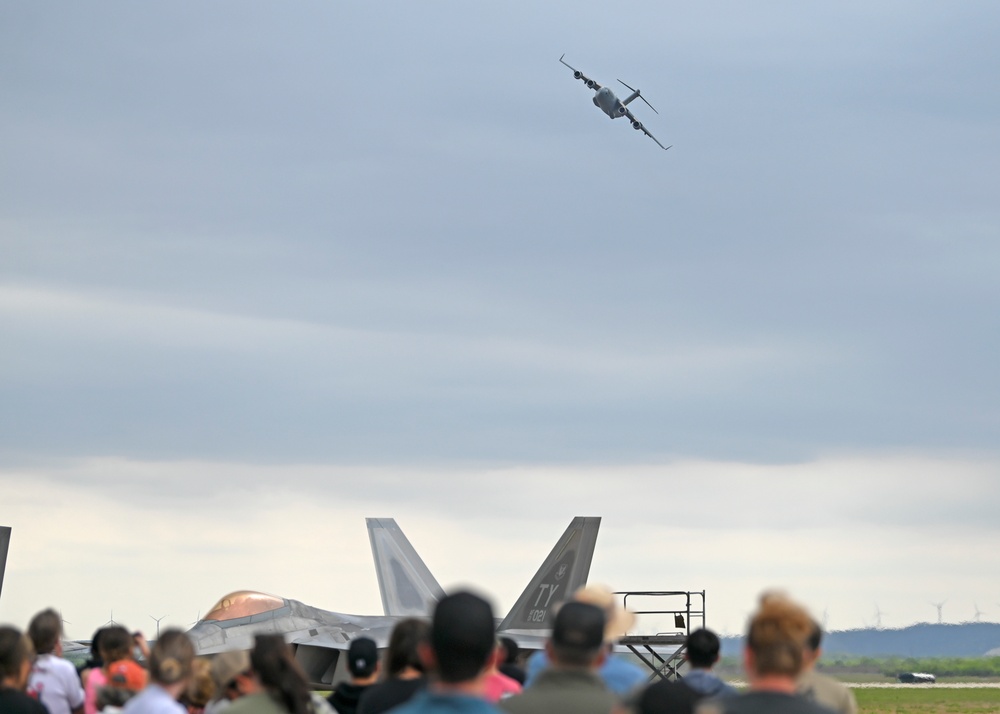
[185,517,601,685]
[559,54,670,151]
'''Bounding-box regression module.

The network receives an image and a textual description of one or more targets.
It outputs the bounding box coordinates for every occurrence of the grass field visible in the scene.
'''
[855,687,1000,714]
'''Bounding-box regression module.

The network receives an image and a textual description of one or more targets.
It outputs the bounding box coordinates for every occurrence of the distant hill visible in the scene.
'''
[720,622,1000,657]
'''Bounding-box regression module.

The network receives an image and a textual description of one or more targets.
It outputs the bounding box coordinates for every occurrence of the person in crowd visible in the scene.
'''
[179,658,215,714]
[500,601,617,714]
[204,650,257,714]
[482,640,522,702]
[497,639,524,686]
[82,628,111,714]
[635,628,733,714]
[98,626,149,704]
[122,629,195,714]
[328,638,379,714]
[697,593,833,714]
[97,642,148,713]
[795,622,856,714]
[356,619,429,714]
[225,634,333,714]
[83,629,111,714]
[388,591,501,714]
[27,607,86,714]
[0,625,49,714]
[636,679,704,714]
[524,585,646,697]
[680,629,737,699]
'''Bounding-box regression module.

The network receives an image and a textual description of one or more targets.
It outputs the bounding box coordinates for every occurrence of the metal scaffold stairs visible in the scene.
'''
[614,590,707,681]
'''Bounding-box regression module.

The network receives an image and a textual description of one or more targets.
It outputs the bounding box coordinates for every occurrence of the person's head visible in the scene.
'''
[0,626,35,690]
[86,628,108,668]
[180,657,215,711]
[385,618,429,678]
[27,608,62,656]
[347,637,379,680]
[801,619,823,669]
[148,629,195,687]
[547,601,606,669]
[744,592,814,680]
[100,626,134,665]
[105,657,148,692]
[806,620,822,653]
[250,634,312,714]
[685,628,722,669]
[427,591,495,684]
[499,637,519,666]
[571,585,635,643]
[637,680,703,714]
[211,650,255,701]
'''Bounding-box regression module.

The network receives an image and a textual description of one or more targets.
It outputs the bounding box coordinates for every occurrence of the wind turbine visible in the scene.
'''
[973,603,986,623]
[873,604,887,630]
[931,601,946,624]
[149,614,167,639]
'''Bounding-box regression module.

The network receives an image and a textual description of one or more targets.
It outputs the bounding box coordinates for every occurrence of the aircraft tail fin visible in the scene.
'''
[497,517,600,634]
[0,526,11,602]
[367,518,446,617]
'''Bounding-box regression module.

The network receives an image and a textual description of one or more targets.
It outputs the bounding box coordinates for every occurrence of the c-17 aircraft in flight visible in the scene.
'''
[559,54,670,151]
[185,517,601,685]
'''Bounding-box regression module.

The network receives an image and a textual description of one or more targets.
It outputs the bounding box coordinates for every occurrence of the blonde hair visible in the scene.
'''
[745,591,813,677]
[184,658,216,706]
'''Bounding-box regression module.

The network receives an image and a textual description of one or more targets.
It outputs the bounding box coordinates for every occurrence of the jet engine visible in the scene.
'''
[574,71,583,80]
[632,121,643,130]
[586,79,597,89]
[618,106,627,115]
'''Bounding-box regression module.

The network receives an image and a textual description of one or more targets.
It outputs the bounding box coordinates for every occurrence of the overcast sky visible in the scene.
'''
[2,1,998,641]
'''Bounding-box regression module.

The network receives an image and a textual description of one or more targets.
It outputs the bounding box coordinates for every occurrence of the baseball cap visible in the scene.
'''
[211,650,251,691]
[551,601,605,652]
[348,637,378,677]
[106,658,148,692]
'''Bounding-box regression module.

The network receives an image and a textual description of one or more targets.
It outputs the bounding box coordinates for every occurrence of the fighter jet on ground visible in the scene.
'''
[0,525,10,602]
[559,54,670,151]
[186,517,600,685]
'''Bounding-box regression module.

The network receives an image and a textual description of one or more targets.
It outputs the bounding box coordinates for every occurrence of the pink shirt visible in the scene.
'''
[83,666,108,714]
[482,672,522,702]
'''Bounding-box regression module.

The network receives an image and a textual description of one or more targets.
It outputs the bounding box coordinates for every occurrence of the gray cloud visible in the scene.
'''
[2,1,998,468]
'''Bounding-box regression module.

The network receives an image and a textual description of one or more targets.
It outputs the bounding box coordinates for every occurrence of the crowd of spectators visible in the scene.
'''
[1,589,855,714]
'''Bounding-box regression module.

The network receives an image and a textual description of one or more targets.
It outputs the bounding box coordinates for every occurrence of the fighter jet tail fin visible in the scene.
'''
[367,518,446,617]
[497,516,600,634]
[0,526,11,602]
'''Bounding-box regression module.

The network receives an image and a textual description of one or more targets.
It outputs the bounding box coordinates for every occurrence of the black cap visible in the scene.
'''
[348,637,378,677]
[552,601,605,651]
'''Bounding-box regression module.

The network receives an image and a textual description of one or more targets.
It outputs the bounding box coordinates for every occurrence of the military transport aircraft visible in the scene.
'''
[559,54,670,151]
[185,517,601,685]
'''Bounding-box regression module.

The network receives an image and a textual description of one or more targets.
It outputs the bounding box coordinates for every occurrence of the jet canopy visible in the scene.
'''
[204,590,286,622]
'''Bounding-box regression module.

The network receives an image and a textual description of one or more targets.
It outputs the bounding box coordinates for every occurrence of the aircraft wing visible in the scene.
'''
[623,108,670,151]
[559,54,602,90]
